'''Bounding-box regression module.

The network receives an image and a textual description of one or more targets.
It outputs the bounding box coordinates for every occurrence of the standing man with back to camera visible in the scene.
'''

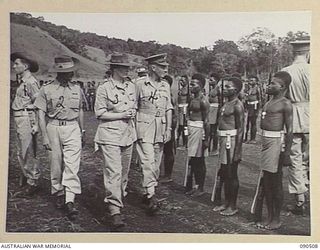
[11,52,41,196]
[282,40,310,215]
[135,53,173,215]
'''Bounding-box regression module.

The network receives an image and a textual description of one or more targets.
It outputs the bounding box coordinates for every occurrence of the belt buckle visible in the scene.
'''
[59,120,66,126]
[156,110,161,117]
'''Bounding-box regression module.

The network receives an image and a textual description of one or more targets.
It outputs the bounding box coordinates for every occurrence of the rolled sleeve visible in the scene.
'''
[34,87,47,112]
[166,85,173,111]
[94,84,108,118]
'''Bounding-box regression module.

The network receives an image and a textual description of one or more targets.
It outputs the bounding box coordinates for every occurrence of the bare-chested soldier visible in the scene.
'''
[208,73,221,155]
[244,76,261,143]
[185,73,210,196]
[255,71,293,230]
[214,77,244,216]
[177,75,189,147]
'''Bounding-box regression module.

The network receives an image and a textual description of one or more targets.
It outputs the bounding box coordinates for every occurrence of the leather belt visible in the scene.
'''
[48,119,78,126]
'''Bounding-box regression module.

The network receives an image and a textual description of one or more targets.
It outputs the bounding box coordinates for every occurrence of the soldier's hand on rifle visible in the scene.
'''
[281,151,292,167]
[31,125,39,135]
[164,128,172,143]
[43,135,52,151]
[233,150,241,163]
[203,139,209,150]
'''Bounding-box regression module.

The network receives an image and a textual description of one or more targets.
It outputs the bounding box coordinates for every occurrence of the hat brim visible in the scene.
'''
[11,52,39,73]
[49,57,79,73]
[106,62,134,67]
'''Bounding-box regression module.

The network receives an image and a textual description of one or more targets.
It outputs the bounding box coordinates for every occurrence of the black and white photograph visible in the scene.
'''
[5,10,311,236]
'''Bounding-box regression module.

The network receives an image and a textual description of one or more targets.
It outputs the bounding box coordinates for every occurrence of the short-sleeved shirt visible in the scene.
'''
[12,71,40,111]
[94,78,137,147]
[34,80,83,120]
[135,76,173,143]
[282,60,309,133]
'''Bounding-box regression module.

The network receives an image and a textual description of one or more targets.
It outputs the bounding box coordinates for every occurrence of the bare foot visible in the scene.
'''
[213,204,227,212]
[255,221,268,229]
[265,220,282,230]
[220,207,238,216]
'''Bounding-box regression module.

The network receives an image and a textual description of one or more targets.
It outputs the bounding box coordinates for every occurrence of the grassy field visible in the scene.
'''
[6,111,311,234]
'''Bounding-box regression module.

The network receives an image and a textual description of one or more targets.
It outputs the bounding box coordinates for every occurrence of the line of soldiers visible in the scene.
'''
[10,39,309,230]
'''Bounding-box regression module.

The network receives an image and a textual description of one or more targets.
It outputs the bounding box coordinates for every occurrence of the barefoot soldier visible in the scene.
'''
[244,75,261,143]
[160,75,177,184]
[253,71,293,230]
[212,77,244,216]
[208,73,221,155]
[282,40,310,215]
[184,74,210,197]
[176,75,189,147]
[94,53,137,228]
[35,55,85,220]
[135,53,173,215]
[11,52,41,196]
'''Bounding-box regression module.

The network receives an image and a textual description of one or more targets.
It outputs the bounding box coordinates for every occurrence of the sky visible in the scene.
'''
[29,11,311,49]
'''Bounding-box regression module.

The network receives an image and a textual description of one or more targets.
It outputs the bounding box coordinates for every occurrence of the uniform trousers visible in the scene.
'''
[14,114,40,186]
[47,122,82,201]
[136,140,164,198]
[99,144,133,215]
[288,133,309,195]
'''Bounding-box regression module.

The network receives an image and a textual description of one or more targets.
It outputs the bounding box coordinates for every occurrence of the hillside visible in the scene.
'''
[10,23,106,79]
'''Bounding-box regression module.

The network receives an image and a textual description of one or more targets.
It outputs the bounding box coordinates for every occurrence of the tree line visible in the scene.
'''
[11,12,310,80]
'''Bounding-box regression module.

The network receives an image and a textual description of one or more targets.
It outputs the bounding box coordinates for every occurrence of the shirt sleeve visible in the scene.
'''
[94,84,108,118]
[27,80,40,102]
[34,87,47,112]
[166,84,173,111]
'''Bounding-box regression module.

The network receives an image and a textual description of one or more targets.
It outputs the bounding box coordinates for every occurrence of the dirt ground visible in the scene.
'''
[6,111,310,235]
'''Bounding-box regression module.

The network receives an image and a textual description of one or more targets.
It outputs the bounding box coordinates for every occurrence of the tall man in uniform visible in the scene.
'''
[94,54,137,228]
[35,55,84,220]
[135,53,173,215]
[176,75,189,147]
[282,40,310,214]
[244,76,261,143]
[11,52,41,195]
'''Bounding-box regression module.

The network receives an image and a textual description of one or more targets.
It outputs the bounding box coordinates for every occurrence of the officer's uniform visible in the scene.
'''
[34,80,83,202]
[94,78,137,216]
[135,76,173,198]
[282,40,310,199]
[12,70,40,186]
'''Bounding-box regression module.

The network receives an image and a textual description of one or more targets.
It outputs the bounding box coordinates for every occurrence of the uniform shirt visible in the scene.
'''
[12,71,40,111]
[34,80,83,120]
[135,76,173,143]
[282,59,309,133]
[94,78,137,147]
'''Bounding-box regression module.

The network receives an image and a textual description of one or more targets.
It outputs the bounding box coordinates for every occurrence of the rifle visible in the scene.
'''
[250,171,264,221]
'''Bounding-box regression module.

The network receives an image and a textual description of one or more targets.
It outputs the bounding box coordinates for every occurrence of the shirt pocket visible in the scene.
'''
[69,96,80,109]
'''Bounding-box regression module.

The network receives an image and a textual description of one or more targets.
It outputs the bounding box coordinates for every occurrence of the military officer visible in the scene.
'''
[135,53,173,215]
[11,52,41,196]
[35,55,84,220]
[282,40,310,215]
[94,54,137,228]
